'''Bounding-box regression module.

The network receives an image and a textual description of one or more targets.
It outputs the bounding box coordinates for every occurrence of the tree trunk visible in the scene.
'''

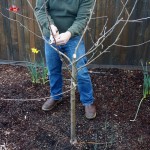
[70,55,77,144]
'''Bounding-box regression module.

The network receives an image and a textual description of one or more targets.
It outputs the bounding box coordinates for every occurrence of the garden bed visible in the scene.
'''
[0,64,150,150]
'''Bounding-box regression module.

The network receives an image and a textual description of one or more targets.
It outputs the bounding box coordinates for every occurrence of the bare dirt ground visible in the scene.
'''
[0,64,150,150]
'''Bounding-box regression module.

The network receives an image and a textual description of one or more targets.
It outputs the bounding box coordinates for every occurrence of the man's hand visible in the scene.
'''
[49,24,59,37]
[49,25,59,44]
[55,31,71,45]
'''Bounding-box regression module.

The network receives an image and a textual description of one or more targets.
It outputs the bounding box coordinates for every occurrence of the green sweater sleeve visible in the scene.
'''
[34,0,54,30]
[68,0,94,37]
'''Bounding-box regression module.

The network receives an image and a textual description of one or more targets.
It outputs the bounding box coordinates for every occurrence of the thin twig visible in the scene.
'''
[74,0,97,55]
[0,11,42,39]
[1,84,76,102]
[77,0,138,71]
[79,141,114,145]
[6,8,36,21]
[26,0,72,65]
[114,39,150,47]
[121,0,129,16]
[1,98,45,101]
[130,97,145,122]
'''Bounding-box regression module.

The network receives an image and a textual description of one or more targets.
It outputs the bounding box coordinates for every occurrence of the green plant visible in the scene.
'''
[130,61,150,121]
[142,62,150,98]
[27,48,48,84]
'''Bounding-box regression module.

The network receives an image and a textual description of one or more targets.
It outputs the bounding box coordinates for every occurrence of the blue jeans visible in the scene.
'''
[45,36,94,106]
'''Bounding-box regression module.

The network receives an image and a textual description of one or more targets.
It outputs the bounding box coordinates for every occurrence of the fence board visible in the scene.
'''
[1,0,13,60]
[16,0,25,61]
[0,0,150,66]
[9,3,19,60]
[0,3,7,60]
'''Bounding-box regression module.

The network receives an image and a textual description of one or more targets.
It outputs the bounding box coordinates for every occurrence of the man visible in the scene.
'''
[35,0,96,119]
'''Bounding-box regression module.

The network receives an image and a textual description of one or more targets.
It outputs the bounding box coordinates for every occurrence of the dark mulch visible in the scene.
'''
[0,64,150,150]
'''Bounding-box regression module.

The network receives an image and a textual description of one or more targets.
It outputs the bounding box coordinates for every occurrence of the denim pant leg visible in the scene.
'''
[64,36,94,106]
[45,41,63,100]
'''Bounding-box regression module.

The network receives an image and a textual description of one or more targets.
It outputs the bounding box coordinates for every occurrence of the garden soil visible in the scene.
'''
[0,64,150,150]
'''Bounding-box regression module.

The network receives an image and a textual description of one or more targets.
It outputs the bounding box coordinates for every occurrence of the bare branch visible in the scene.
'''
[114,39,150,47]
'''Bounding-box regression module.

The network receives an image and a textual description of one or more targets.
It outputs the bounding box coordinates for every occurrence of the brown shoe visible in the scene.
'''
[85,104,96,119]
[42,98,62,111]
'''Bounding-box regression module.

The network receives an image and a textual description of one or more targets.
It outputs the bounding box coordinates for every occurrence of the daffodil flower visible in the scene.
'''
[31,48,39,54]
[28,48,48,84]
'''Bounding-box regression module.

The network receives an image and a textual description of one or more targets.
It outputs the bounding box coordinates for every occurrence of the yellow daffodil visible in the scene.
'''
[31,48,39,54]
[148,62,150,65]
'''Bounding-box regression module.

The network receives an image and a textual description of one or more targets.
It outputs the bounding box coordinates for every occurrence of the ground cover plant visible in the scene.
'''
[0,64,150,150]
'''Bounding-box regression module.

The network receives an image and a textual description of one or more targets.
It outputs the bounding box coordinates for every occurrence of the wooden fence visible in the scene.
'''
[0,0,150,66]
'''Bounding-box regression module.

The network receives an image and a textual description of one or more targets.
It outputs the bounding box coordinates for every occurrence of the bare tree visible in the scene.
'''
[1,0,150,145]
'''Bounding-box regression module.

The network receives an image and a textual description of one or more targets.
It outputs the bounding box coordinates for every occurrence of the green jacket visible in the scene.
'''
[35,0,94,37]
